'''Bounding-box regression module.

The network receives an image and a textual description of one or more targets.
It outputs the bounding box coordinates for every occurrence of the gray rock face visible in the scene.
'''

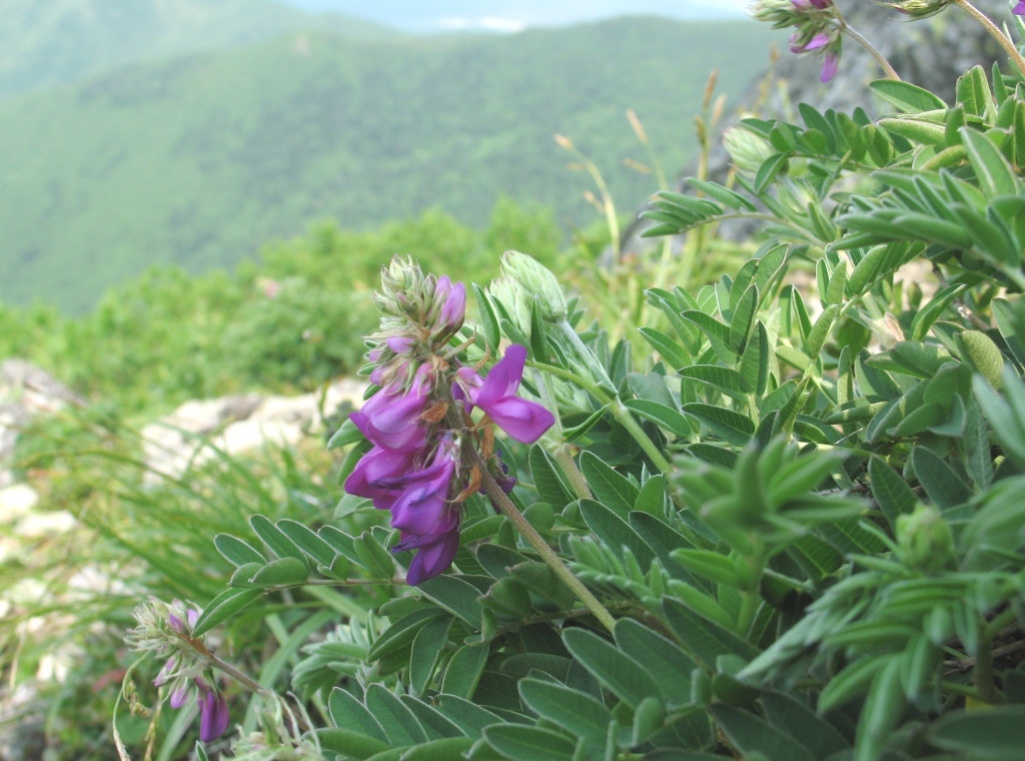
[622,0,1008,253]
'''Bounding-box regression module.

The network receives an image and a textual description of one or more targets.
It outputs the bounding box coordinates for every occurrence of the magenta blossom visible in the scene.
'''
[346,261,557,585]
[458,344,555,444]
[197,682,231,743]
[1015,1,1025,14]
[350,367,431,451]
[393,509,461,586]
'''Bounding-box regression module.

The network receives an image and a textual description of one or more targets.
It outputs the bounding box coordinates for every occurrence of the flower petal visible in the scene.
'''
[485,396,555,444]
[198,690,230,743]
[475,344,526,407]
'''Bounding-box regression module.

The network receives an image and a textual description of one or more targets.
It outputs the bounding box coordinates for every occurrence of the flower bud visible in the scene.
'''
[488,276,533,339]
[500,250,568,322]
[723,126,776,176]
[881,0,951,19]
[896,504,957,573]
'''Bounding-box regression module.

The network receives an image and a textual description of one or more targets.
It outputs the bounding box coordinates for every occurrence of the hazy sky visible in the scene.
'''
[278,1,752,32]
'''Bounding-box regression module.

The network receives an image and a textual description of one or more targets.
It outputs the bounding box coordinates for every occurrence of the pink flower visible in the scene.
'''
[1015,1,1025,14]
[350,367,432,451]
[198,685,230,743]
[343,445,418,510]
[820,51,839,82]
[393,509,461,586]
[460,345,555,444]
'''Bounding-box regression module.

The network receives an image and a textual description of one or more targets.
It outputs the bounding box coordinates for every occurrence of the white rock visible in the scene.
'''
[14,510,76,538]
[0,483,39,522]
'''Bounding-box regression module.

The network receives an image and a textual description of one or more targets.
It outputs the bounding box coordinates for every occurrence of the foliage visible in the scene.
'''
[116,7,1025,761]
[0,16,778,311]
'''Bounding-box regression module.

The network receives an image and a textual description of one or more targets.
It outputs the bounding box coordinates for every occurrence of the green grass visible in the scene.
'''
[0,16,780,312]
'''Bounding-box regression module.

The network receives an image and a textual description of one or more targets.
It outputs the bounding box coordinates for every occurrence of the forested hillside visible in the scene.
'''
[0,15,778,311]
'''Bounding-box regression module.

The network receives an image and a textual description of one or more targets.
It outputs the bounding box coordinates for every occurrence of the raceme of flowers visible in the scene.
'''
[345,258,555,585]
[126,598,231,743]
[752,0,841,82]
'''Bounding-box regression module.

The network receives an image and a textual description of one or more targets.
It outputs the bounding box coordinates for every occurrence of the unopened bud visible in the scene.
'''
[896,504,957,573]
[500,250,568,322]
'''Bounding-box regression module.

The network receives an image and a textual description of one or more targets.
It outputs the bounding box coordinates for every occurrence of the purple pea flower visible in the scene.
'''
[433,276,467,337]
[790,30,829,53]
[384,436,460,535]
[344,445,418,510]
[197,682,230,743]
[1015,1,1025,14]
[820,50,839,82]
[394,508,461,586]
[350,366,432,451]
[458,344,555,444]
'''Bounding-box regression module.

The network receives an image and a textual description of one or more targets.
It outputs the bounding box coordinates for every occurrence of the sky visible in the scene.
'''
[277,1,752,33]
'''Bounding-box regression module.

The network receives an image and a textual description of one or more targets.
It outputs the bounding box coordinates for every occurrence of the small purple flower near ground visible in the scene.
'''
[1014,1,1025,14]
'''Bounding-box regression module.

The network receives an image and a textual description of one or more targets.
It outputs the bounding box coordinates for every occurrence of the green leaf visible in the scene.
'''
[329,689,388,743]
[400,738,476,761]
[870,79,947,113]
[729,285,758,353]
[868,456,918,528]
[327,417,364,450]
[678,365,748,400]
[214,533,265,567]
[400,695,466,740]
[579,499,655,567]
[754,152,789,194]
[419,576,487,627]
[482,725,576,761]
[410,615,453,695]
[681,310,737,363]
[614,619,695,706]
[711,705,816,761]
[855,656,906,761]
[249,514,308,565]
[910,283,966,341]
[368,609,449,662]
[662,597,759,666]
[738,321,769,395]
[681,403,754,446]
[562,628,663,708]
[364,683,429,746]
[960,127,1018,197]
[956,65,995,119]
[910,447,973,509]
[440,643,490,699]
[435,695,503,739]
[518,678,612,745]
[248,557,310,587]
[928,705,1025,760]
[818,655,888,714]
[529,445,575,510]
[317,728,391,759]
[277,519,337,566]
[670,549,742,588]
[579,452,638,519]
[959,330,1006,388]
[624,399,694,439]
[639,327,692,370]
[685,178,757,211]
[761,692,849,760]
[192,587,262,637]
[472,284,500,349]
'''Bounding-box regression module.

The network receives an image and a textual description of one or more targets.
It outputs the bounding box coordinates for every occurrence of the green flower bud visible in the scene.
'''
[896,504,958,573]
[487,275,533,340]
[882,0,951,19]
[500,250,568,322]
[723,126,776,176]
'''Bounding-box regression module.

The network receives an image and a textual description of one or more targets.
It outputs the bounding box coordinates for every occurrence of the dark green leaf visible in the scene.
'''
[662,597,759,666]
[329,689,388,743]
[624,399,693,439]
[248,557,310,587]
[960,127,1018,197]
[410,616,453,695]
[928,705,1025,759]
[317,728,391,759]
[191,587,262,637]
[440,643,490,700]
[639,327,692,370]
[614,619,695,706]
[529,445,575,510]
[250,514,308,565]
[579,452,638,519]
[579,499,654,568]
[364,683,428,746]
[277,519,337,567]
[712,705,816,761]
[482,725,576,761]
[562,628,663,708]
[518,678,612,745]
[419,575,487,627]
[681,403,754,446]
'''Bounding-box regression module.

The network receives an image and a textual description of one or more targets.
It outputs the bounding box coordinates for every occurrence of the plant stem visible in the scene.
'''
[554,444,592,500]
[839,21,900,80]
[973,622,1001,704]
[954,0,1025,79]
[472,448,617,633]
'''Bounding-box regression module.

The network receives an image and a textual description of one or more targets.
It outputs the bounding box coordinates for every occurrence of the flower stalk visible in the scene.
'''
[953,0,1025,78]
[472,448,617,633]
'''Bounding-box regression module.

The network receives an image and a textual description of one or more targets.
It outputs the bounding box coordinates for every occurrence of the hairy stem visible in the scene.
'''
[554,444,592,500]
[473,448,617,632]
[839,21,900,80]
[954,0,1025,78]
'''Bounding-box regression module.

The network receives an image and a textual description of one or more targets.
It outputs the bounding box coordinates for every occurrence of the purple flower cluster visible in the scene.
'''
[152,603,230,743]
[345,263,554,585]
[787,0,840,83]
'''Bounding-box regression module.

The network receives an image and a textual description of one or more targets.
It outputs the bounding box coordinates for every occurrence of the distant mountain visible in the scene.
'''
[0,16,778,312]
[0,0,395,96]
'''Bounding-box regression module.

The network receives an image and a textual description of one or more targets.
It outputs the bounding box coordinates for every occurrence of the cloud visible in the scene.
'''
[438,16,528,32]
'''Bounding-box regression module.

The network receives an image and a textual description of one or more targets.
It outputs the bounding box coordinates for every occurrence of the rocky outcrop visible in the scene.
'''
[141,378,367,480]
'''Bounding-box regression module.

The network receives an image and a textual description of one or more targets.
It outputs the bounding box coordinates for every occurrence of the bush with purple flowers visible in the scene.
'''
[121,3,1025,760]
